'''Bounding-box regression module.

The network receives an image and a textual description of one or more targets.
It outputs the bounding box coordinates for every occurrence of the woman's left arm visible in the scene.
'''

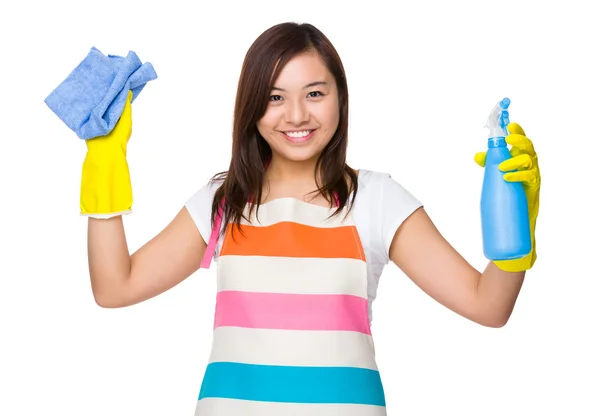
[389,207,525,328]
[389,122,540,328]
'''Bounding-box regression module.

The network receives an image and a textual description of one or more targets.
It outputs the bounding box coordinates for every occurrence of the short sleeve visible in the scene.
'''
[378,173,423,262]
[184,179,221,246]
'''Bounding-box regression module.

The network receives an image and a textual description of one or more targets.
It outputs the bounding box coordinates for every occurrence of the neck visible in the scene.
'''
[265,154,320,186]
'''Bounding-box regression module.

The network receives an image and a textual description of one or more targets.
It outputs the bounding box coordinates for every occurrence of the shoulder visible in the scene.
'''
[353,168,423,261]
[184,176,224,244]
[355,168,419,202]
[355,168,406,188]
[186,176,223,205]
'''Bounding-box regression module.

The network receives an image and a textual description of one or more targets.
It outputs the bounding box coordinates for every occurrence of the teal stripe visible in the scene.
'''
[198,362,386,406]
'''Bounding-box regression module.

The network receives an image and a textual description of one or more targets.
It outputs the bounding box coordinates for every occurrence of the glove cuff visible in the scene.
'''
[81,209,132,219]
[493,241,537,272]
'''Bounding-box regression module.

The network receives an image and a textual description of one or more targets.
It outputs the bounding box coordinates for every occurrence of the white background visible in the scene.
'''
[1,0,599,415]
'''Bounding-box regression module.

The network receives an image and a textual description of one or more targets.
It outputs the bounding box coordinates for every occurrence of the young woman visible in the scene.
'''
[84,22,541,416]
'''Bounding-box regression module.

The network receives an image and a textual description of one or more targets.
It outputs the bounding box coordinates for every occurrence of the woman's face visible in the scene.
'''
[257,51,340,164]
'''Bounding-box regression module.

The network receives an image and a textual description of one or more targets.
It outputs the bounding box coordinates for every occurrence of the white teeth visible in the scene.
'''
[285,130,312,138]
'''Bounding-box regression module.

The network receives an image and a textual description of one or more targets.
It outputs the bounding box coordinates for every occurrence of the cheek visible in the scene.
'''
[321,103,340,132]
[257,111,278,137]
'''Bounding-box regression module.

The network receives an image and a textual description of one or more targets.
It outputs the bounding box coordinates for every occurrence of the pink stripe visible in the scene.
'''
[214,291,371,335]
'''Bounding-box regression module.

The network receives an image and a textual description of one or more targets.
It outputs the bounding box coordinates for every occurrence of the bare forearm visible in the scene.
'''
[475,261,525,327]
[87,216,132,306]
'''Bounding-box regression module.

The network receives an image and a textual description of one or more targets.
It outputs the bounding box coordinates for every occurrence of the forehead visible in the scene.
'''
[273,52,333,88]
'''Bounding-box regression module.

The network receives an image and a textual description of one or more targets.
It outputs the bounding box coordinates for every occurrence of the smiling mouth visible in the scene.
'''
[281,129,316,143]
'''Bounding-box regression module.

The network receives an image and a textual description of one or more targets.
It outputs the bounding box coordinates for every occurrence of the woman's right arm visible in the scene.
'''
[87,206,207,308]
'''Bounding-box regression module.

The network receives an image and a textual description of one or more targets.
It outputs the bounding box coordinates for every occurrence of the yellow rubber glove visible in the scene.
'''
[475,122,541,272]
[80,90,133,218]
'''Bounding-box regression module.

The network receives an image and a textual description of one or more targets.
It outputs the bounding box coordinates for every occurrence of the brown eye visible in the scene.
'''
[307,91,323,98]
[269,95,283,101]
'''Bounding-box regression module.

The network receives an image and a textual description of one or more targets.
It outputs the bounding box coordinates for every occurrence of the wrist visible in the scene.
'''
[80,154,133,216]
[494,244,536,272]
[85,143,128,159]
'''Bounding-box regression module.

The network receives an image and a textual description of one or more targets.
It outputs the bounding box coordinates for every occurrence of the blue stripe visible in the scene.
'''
[198,362,386,406]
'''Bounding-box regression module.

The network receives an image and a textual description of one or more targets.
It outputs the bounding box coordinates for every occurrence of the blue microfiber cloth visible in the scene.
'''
[45,47,157,140]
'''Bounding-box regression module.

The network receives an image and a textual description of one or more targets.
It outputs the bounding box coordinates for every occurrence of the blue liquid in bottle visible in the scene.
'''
[481,98,531,260]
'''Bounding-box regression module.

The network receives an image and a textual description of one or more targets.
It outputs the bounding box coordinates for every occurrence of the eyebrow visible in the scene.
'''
[271,81,328,92]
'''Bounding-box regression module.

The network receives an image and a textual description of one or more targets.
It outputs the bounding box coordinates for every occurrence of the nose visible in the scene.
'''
[284,99,310,126]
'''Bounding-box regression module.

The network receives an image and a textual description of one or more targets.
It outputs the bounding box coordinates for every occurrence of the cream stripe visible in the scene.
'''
[195,398,387,415]
[217,256,368,298]
[208,327,378,370]
[240,197,355,227]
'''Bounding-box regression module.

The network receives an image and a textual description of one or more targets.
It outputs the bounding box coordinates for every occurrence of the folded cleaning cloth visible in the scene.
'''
[45,47,157,140]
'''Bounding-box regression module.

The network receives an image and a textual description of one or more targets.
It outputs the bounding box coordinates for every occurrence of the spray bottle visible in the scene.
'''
[480,97,531,261]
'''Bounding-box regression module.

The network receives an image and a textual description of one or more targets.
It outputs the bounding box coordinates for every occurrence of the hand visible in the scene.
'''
[85,90,133,157]
[474,122,541,271]
[80,90,134,217]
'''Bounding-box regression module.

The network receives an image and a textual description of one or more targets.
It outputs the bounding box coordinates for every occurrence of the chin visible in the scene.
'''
[279,148,322,162]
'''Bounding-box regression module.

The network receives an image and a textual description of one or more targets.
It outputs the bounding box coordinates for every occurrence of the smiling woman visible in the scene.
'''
[84,20,542,416]
[210,22,356,228]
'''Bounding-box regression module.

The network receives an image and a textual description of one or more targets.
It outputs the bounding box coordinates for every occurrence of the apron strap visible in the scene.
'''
[200,198,225,269]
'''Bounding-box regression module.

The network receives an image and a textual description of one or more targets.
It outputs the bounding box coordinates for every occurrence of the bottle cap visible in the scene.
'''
[485,97,511,139]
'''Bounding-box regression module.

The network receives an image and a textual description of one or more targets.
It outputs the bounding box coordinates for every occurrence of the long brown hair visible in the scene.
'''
[210,22,357,235]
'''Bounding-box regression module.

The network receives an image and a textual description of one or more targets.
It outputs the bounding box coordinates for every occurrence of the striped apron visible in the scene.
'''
[195,197,386,415]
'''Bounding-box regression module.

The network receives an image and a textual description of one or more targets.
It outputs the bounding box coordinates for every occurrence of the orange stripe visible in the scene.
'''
[220,222,365,261]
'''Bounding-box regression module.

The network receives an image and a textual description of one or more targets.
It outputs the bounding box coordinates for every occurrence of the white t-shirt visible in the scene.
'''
[185,169,423,324]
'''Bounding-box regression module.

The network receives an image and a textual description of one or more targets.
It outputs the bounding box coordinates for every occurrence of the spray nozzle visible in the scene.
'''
[485,97,511,138]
